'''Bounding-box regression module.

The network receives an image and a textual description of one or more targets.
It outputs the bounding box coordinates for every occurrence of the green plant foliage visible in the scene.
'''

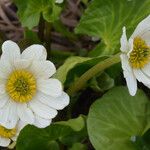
[18,29,41,49]
[87,86,150,150]
[51,50,75,65]
[69,143,87,150]
[54,56,91,83]
[56,115,85,131]
[132,128,150,150]
[89,72,114,92]
[15,0,62,29]
[16,116,87,150]
[75,0,150,56]
[55,56,108,84]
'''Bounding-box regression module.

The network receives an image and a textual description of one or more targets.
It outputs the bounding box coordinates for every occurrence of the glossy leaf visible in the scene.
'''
[16,116,87,150]
[75,0,150,56]
[55,56,108,84]
[87,86,150,150]
[54,56,92,83]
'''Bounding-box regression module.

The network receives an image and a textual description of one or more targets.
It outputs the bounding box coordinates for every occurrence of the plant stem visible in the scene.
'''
[67,52,121,96]
[38,14,45,42]
[44,21,51,55]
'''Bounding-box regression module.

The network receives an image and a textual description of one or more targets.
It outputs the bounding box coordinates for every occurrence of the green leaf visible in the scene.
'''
[132,128,150,150]
[56,115,85,131]
[24,29,40,42]
[53,20,78,41]
[16,116,87,150]
[89,72,114,92]
[43,1,62,23]
[69,143,87,150]
[47,141,60,150]
[64,56,108,87]
[87,86,150,150]
[75,0,150,56]
[54,56,92,83]
[15,0,62,29]
[18,29,41,49]
[55,55,108,84]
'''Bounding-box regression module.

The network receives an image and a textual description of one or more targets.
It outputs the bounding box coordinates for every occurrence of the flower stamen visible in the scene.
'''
[6,70,36,103]
[129,37,150,68]
[0,126,16,138]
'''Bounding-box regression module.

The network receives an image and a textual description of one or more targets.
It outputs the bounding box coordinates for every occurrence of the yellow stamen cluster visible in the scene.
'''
[129,37,150,68]
[6,70,36,103]
[0,126,16,138]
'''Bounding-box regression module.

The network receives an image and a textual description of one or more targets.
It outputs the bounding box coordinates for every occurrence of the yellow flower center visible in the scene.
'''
[0,126,16,138]
[129,37,150,68]
[6,70,36,103]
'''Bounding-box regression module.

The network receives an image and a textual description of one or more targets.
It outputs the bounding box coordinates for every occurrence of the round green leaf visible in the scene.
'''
[87,86,150,150]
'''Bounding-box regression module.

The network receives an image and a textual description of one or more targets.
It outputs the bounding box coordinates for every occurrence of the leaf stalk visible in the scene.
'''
[67,52,121,95]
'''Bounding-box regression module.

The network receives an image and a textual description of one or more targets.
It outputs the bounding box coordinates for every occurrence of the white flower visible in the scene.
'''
[55,0,63,4]
[0,121,25,147]
[0,40,69,129]
[120,15,150,96]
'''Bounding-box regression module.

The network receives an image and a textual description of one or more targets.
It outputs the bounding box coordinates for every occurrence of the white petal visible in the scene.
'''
[120,54,132,72]
[30,60,56,79]
[120,27,129,52]
[14,59,31,70]
[0,59,12,79]
[0,137,10,147]
[17,121,27,132]
[131,15,150,39]
[49,92,69,110]
[37,79,63,97]
[55,0,63,4]
[120,54,137,96]
[33,115,52,128]
[144,84,150,89]
[37,91,69,110]
[142,33,150,46]
[0,101,18,129]
[1,40,20,63]
[133,69,150,85]
[17,103,34,124]
[21,45,47,61]
[140,29,150,46]
[127,38,134,57]
[29,99,58,119]
[124,71,137,96]
[12,121,27,141]
[11,136,17,142]
[0,84,6,94]
[0,94,9,108]
[141,63,150,77]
